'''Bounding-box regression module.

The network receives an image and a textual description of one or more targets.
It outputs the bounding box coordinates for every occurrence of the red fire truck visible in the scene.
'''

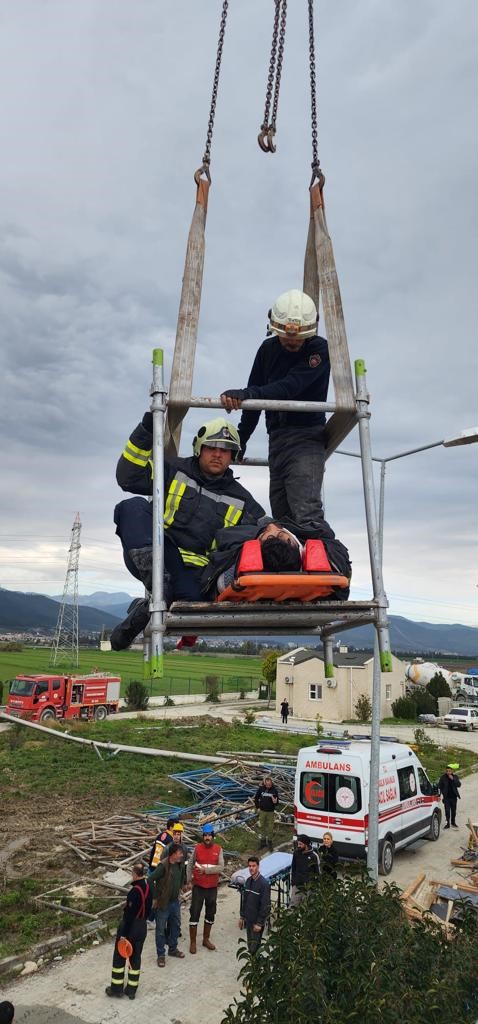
[6,672,121,722]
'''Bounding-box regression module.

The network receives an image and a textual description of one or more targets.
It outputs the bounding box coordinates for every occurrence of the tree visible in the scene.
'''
[204,675,220,702]
[391,695,417,720]
[221,874,478,1023]
[354,693,372,722]
[261,650,282,689]
[124,681,149,711]
[427,672,452,700]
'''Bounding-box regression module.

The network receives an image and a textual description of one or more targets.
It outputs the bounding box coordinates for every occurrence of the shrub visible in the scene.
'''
[221,873,478,1023]
[239,689,246,700]
[243,709,256,725]
[205,675,220,703]
[261,650,281,687]
[354,693,372,722]
[391,695,417,720]
[124,681,150,711]
[427,672,452,700]
[315,713,324,739]
[163,695,175,707]
[414,689,438,717]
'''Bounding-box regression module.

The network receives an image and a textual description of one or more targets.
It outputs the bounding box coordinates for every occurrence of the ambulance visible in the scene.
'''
[294,738,441,874]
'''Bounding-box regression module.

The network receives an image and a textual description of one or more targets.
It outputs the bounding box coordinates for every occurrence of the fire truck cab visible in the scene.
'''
[7,673,121,722]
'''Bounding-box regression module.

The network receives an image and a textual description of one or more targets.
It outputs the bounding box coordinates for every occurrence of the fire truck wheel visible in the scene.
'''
[378,838,394,876]
[40,708,55,722]
[94,705,108,721]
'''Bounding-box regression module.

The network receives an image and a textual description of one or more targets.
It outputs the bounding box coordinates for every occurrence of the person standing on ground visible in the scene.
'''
[319,831,339,878]
[280,698,290,724]
[221,289,330,530]
[105,863,152,1000]
[187,823,224,954]
[290,834,320,907]
[438,764,461,829]
[149,843,187,966]
[239,856,271,955]
[254,775,279,850]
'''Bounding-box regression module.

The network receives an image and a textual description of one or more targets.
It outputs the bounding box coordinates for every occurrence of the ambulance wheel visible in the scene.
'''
[94,705,108,721]
[378,838,394,876]
[40,708,55,722]
[428,810,441,841]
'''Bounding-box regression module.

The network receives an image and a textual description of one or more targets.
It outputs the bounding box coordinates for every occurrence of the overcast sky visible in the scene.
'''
[1,1,477,627]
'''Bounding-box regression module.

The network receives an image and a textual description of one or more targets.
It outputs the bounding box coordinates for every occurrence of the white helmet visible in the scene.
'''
[192,417,241,458]
[269,289,317,339]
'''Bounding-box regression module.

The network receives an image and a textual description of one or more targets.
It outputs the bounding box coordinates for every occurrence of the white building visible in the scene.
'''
[276,646,406,722]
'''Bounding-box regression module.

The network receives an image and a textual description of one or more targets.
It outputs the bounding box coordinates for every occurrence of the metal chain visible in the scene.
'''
[307,0,324,186]
[196,0,229,183]
[258,0,287,153]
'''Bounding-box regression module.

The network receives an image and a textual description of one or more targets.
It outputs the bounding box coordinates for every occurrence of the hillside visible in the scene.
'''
[0,588,120,632]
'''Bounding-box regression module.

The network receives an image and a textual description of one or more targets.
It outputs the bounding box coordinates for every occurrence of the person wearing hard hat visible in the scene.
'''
[105,862,152,1000]
[112,415,265,650]
[187,822,224,954]
[221,289,330,529]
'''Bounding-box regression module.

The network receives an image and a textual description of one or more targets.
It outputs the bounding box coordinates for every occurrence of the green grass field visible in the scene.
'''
[0,647,264,698]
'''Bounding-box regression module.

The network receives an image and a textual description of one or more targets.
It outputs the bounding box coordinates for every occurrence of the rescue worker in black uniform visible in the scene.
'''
[112,415,265,649]
[221,289,330,530]
[106,862,152,1000]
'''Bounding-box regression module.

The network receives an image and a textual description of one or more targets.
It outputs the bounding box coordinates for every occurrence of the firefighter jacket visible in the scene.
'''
[242,873,270,928]
[121,877,152,937]
[148,829,174,870]
[200,516,351,598]
[149,859,186,909]
[237,334,330,449]
[291,847,320,889]
[254,783,279,812]
[116,414,265,568]
[187,842,224,889]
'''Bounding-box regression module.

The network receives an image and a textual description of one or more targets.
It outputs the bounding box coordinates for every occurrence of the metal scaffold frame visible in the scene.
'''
[145,349,391,676]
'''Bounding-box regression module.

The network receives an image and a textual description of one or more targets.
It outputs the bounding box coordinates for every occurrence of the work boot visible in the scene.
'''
[124,988,136,1001]
[202,923,216,951]
[105,987,124,998]
[189,925,197,954]
[110,598,150,651]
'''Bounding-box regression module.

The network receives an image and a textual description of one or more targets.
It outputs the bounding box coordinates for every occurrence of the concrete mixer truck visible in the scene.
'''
[405,662,478,704]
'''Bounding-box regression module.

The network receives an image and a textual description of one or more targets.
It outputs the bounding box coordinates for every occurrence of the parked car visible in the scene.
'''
[442,707,478,731]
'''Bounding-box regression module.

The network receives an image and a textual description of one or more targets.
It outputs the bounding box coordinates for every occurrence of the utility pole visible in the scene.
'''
[49,513,81,668]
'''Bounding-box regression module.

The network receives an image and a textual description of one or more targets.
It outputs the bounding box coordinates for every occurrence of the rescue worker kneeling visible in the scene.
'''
[112,415,264,650]
[105,862,152,1000]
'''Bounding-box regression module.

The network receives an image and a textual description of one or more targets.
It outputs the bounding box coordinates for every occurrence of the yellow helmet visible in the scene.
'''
[193,418,241,459]
[269,289,317,339]
[171,822,184,832]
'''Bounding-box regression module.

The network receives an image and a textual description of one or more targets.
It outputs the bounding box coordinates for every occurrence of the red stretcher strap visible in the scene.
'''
[216,573,350,603]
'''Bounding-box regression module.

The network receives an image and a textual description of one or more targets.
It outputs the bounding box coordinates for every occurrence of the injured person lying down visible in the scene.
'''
[200,517,351,602]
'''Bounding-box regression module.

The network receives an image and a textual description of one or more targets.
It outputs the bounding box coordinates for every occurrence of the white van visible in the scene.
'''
[294,738,441,874]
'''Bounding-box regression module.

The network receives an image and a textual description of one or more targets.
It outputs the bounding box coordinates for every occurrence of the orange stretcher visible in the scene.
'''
[216,539,350,604]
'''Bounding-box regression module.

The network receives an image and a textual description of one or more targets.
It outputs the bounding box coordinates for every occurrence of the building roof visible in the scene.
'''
[278,647,374,668]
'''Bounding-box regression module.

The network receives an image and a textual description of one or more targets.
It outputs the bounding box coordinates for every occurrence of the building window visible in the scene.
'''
[309,683,322,700]
[385,684,392,700]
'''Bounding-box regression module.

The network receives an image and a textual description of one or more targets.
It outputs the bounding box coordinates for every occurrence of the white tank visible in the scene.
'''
[405,662,453,686]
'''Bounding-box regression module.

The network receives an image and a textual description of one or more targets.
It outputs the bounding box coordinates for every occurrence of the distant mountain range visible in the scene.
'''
[1,588,477,655]
[0,588,121,632]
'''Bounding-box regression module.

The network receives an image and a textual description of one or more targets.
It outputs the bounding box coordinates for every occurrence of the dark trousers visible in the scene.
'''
[444,798,458,826]
[189,885,218,925]
[114,497,203,601]
[246,924,264,954]
[281,713,288,723]
[268,428,325,528]
[110,919,146,995]
[155,898,181,956]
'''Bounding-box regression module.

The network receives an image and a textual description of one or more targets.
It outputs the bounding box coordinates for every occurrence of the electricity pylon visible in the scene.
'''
[49,513,81,668]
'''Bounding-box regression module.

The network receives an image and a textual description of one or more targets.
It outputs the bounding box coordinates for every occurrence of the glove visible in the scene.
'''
[141,411,153,433]
[222,389,249,402]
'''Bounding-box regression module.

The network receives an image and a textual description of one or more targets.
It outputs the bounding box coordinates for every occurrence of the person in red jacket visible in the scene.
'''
[187,823,224,954]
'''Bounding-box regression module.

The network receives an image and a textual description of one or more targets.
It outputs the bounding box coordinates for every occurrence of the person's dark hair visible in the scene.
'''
[297,834,311,847]
[132,862,144,877]
[248,856,260,865]
[167,817,178,829]
[0,1002,14,1024]
[168,842,184,858]
[261,536,301,572]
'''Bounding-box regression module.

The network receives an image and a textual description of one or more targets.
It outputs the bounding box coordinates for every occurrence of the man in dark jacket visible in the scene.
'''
[438,764,461,829]
[105,863,152,1000]
[290,834,320,907]
[254,776,279,850]
[112,414,265,649]
[221,289,329,530]
[201,517,351,601]
[149,843,187,966]
[239,856,271,954]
